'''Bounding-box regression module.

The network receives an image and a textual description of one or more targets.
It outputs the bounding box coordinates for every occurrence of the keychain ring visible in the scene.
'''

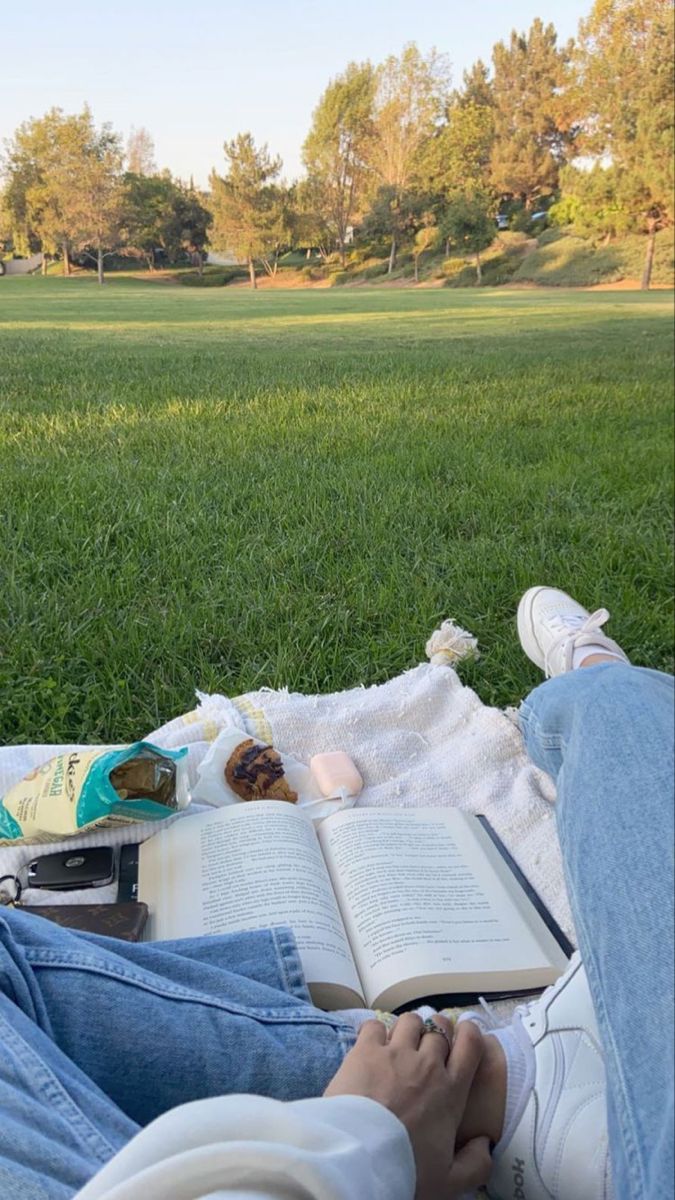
[0,874,22,905]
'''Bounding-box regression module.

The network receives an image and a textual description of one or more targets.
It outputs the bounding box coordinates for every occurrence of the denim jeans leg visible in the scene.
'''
[0,988,138,1200]
[519,663,675,1200]
[0,909,355,1129]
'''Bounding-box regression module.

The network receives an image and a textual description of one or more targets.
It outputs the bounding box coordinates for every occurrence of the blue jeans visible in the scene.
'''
[519,664,674,1200]
[0,917,356,1199]
[0,663,673,1199]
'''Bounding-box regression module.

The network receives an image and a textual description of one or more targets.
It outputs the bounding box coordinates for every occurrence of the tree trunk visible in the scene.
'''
[475,251,482,284]
[339,238,346,268]
[97,247,104,285]
[388,236,396,275]
[414,255,419,284]
[248,257,257,290]
[641,222,657,291]
[306,247,312,260]
[445,237,451,257]
[41,255,48,276]
[62,244,71,276]
[197,253,204,278]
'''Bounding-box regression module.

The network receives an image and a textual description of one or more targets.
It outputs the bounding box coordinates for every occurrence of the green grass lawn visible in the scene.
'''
[1,276,673,745]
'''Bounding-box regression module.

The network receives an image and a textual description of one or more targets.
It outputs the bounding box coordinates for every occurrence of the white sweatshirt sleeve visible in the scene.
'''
[74,1093,416,1200]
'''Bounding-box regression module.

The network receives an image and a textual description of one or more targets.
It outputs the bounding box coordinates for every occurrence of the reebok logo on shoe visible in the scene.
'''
[511,1158,526,1199]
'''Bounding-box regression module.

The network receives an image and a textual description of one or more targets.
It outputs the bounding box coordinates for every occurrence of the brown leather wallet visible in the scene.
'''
[21,902,148,942]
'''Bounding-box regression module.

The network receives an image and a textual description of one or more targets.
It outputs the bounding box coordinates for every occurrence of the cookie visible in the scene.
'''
[225,739,298,803]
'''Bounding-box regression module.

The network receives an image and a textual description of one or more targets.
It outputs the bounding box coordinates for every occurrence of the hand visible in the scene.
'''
[324,1013,491,1199]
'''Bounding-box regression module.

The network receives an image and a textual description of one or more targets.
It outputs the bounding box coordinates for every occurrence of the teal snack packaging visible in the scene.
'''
[0,741,189,845]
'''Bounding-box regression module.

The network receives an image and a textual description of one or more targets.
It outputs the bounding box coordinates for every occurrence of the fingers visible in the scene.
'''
[389,1010,425,1049]
[355,1019,388,1047]
[445,1020,485,1115]
[447,1135,492,1196]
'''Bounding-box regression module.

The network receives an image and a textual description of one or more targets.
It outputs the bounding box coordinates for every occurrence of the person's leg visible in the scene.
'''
[519,661,674,1198]
[0,908,356,1128]
[454,593,673,1199]
[0,986,138,1200]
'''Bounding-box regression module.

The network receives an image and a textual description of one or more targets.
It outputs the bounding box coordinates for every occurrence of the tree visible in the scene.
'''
[368,43,451,271]
[574,0,674,288]
[209,133,282,289]
[3,108,90,273]
[441,193,494,282]
[126,126,156,175]
[553,164,633,242]
[419,93,495,206]
[292,176,334,260]
[122,172,212,271]
[490,19,576,208]
[412,215,438,282]
[459,60,494,110]
[0,192,12,256]
[2,108,126,279]
[68,124,125,284]
[172,184,213,274]
[122,173,175,268]
[302,62,375,265]
[361,185,430,274]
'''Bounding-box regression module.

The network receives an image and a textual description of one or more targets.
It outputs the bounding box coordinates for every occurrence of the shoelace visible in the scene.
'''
[543,607,611,678]
[461,974,566,1033]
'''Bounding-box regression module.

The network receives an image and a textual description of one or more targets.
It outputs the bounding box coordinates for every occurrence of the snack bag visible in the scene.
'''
[0,741,189,845]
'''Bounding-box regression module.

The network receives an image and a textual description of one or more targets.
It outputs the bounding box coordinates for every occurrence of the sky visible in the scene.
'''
[2,0,591,187]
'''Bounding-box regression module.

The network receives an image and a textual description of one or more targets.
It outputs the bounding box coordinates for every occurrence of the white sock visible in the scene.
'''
[572,644,626,669]
[487,1021,535,1154]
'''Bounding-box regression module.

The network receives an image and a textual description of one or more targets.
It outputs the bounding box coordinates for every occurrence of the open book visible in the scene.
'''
[138,803,571,1011]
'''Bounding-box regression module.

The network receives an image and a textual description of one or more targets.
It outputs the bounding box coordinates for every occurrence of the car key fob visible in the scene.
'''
[24,846,115,890]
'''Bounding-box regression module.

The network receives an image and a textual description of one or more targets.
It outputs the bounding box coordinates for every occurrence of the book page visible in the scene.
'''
[139,802,364,1006]
[319,808,561,1008]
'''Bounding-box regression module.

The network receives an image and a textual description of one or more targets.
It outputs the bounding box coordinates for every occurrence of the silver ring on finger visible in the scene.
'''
[421,1017,451,1046]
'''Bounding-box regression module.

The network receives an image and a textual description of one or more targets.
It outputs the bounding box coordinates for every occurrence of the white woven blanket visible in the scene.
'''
[0,626,571,946]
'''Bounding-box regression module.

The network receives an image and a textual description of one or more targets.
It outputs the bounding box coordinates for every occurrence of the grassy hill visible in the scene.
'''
[177,226,675,291]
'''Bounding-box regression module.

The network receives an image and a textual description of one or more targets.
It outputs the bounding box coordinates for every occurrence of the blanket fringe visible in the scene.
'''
[425,619,479,667]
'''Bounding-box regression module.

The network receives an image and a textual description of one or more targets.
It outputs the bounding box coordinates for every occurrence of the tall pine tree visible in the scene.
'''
[490,19,576,209]
[210,134,282,289]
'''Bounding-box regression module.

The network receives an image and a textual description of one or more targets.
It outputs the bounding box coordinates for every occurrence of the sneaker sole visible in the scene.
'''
[517,586,548,672]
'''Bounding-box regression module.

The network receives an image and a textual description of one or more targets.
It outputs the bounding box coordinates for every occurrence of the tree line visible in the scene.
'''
[2,0,672,288]
[1,114,212,283]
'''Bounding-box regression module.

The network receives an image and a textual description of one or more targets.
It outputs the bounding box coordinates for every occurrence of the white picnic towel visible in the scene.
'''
[0,621,571,944]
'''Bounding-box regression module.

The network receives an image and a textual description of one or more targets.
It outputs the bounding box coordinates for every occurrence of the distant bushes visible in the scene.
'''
[179,266,246,286]
[301,264,328,282]
[362,261,389,280]
[440,237,525,287]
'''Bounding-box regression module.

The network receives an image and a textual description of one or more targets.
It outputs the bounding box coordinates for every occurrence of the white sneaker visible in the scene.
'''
[487,954,611,1200]
[517,586,629,677]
